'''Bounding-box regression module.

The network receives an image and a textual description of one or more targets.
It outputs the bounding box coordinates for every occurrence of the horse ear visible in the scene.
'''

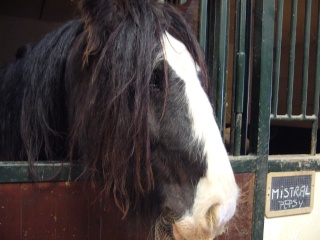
[176,0,199,32]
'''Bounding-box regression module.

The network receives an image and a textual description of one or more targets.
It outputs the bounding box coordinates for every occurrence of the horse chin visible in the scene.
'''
[172,225,225,240]
[153,213,227,240]
[171,215,227,240]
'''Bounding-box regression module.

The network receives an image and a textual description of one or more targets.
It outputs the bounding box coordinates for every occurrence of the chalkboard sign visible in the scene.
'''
[265,171,315,218]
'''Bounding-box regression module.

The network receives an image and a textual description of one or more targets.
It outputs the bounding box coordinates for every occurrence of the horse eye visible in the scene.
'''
[150,69,163,91]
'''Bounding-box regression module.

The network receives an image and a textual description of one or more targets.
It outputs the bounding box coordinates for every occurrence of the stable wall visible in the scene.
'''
[0,0,76,66]
[263,172,320,239]
[0,15,60,65]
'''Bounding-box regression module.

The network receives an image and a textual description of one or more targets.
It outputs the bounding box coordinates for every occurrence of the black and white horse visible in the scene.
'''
[0,0,238,239]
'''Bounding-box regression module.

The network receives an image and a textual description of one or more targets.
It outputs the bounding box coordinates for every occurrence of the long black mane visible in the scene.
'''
[0,0,208,217]
[0,21,83,163]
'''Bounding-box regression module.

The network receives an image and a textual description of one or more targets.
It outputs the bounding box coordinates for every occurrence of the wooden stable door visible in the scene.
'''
[0,173,254,240]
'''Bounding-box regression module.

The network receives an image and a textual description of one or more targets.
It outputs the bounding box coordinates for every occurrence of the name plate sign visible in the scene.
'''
[265,171,315,218]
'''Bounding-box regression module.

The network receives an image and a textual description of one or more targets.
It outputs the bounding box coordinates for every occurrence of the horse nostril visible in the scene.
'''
[160,204,177,225]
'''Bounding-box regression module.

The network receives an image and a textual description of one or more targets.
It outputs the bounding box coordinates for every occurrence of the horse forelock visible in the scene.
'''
[69,0,208,217]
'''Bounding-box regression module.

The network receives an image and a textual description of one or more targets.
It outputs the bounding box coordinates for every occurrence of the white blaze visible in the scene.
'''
[162,32,238,239]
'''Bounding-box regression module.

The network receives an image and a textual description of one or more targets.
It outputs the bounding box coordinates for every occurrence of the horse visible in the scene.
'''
[0,0,238,239]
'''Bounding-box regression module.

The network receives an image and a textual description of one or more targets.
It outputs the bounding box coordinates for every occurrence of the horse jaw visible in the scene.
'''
[162,32,239,240]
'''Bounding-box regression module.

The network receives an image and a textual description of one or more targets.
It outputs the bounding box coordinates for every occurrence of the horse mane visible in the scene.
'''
[0,20,83,164]
[70,0,163,215]
[20,21,83,174]
[68,0,209,217]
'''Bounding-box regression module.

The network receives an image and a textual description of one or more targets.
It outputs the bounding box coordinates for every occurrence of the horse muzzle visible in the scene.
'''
[171,200,235,240]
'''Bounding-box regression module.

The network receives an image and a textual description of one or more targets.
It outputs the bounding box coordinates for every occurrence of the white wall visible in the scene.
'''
[264,172,320,240]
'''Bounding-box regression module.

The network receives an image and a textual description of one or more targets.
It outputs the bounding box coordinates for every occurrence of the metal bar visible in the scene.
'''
[205,1,215,83]
[238,0,247,55]
[234,48,246,154]
[230,0,241,154]
[233,113,243,155]
[231,0,247,156]
[268,155,320,172]
[311,1,320,155]
[311,120,319,155]
[250,0,274,238]
[301,0,312,116]
[2,156,319,183]
[271,114,317,121]
[224,0,231,134]
[0,162,83,183]
[215,0,230,132]
[199,0,208,52]
[240,0,253,155]
[235,0,247,114]
[272,0,284,116]
[286,0,298,116]
[230,155,258,173]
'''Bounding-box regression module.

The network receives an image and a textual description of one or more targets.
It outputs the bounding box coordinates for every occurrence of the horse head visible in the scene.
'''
[0,0,238,239]
[68,1,239,239]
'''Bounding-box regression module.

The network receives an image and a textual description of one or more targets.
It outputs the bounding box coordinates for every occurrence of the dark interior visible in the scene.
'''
[0,0,78,65]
